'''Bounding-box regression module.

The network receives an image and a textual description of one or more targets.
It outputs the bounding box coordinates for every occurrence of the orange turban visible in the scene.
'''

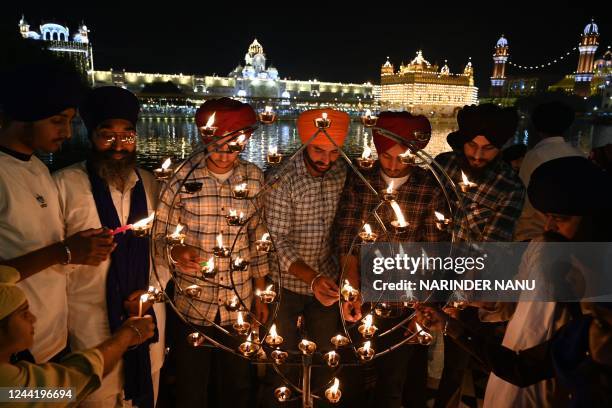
[297,109,350,147]
[195,98,256,142]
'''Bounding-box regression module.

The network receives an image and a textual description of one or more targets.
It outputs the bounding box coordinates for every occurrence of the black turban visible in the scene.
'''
[0,62,86,122]
[447,103,519,149]
[528,156,612,216]
[80,86,140,133]
[531,101,575,135]
[502,144,527,163]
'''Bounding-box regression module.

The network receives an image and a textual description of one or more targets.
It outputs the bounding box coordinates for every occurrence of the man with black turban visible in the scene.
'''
[53,86,164,408]
[514,101,585,242]
[0,62,115,365]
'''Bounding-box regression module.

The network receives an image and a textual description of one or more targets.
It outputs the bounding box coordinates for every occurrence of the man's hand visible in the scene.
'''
[122,316,156,347]
[124,290,153,317]
[170,245,203,275]
[252,298,269,326]
[66,228,116,265]
[342,297,363,322]
[312,275,339,306]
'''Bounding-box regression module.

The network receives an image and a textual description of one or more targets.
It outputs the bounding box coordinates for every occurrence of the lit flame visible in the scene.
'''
[206,257,215,272]
[363,223,373,235]
[301,339,311,347]
[362,145,372,159]
[363,314,373,330]
[270,324,278,338]
[415,322,424,333]
[434,211,446,221]
[239,211,245,220]
[265,284,274,292]
[171,224,184,237]
[246,332,252,342]
[390,200,408,227]
[261,233,270,241]
[400,149,413,158]
[365,109,372,118]
[236,134,246,144]
[205,112,216,128]
[461,171,470,185]
[265,106,273,113]
[230,295,238,307]
[386,181,395,194]
[329,377,340,394]
[237,310,245,325]
[229,209,237,217]
[335,334,344,343]
[140,293,150,303]
[322,112,328,120]
[269,146,278,155]
[133,212,155,228]
[234,257,243,266]
[216,233,223,247]
[161,158,171,170]
[235,182,247,192]
[343,279,356,293]
[363,340,371,351]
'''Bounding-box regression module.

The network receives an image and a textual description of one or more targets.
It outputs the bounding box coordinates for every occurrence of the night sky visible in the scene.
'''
[2,5,610,91]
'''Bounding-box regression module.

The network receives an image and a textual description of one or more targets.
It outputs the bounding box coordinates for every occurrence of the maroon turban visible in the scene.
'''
[372,112,431,154]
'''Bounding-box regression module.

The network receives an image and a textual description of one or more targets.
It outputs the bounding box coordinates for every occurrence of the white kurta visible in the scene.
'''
[53,161,167,407]
[514,137,584,241]
[483,240,571,408]
[0,151,67,363]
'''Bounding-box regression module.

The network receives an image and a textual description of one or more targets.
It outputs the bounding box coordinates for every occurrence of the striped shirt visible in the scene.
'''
[336,164,450,256]
[265,150,347,295]
[157,155,268,326]
[434,152,525,242]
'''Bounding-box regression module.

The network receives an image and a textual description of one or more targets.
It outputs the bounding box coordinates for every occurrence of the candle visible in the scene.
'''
[298,339,317,355]
[138,293,150,317]
[459,171,477,192]
[153,158,173,180]
[199,112,217,137]
[113,212,155,236]
[274,386,291,402]
[238,333,258,357]
[271,349,289,365]
[232,182,249,199]
[199,257,216,278]
[166,224,185,245]
[256,232,273,252]
[330,334,350,348]
[357,341,375,361]
[390,200,409,233]
[341,280,359,302]
[233,310,251,335]
[399,149,415,165]
[324,350,340,368]
[358,223,378,243]
[325,377,342,404]
[381,180,397,201]
[256,284,276,303]
[314,111,331,129]
[213,234,230,257]
[434,211,452,231]
[259,106,277,124]
[267,146,282,164]
[358,314,378,339]
[265,324,284,346]
[187,332,205,347]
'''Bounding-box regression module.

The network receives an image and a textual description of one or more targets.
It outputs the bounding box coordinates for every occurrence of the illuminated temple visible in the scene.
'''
[380,51,479,117]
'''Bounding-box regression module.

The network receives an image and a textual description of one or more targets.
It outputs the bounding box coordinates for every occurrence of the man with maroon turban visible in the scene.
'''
[265,108,349,407]
[336,111,448,407]
[157,97,269,408]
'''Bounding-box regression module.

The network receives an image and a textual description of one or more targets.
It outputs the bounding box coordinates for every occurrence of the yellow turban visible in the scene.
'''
[0,266,26,320]
[297,109,350,147]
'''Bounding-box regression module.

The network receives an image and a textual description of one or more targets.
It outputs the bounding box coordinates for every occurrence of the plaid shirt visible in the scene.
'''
[157,155,269,326]
[336,164,450,256]
[433,152,525,242]
[265,150,347,295]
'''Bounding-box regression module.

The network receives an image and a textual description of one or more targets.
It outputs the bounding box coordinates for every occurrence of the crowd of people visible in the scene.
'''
[1,57,611,408]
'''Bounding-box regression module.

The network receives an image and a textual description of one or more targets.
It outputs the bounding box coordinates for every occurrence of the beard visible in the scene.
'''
[89,148,137,186]
[304,150,332,174]
[458,153,499,180]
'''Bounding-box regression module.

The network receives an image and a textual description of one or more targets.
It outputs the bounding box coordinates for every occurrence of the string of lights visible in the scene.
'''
[507,45,579,70]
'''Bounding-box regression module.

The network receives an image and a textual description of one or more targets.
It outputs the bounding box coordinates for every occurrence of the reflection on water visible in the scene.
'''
[40,119,457,172]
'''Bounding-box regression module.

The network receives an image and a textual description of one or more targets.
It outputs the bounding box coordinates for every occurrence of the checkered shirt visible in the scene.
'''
[265,150,347,295]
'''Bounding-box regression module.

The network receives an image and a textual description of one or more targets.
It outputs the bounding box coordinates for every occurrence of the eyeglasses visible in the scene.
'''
[97,130,137,146]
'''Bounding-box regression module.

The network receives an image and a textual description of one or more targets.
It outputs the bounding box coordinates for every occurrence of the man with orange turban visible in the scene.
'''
[336,111,448,407]
[265,108,349,405]
[157,97,269,408]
